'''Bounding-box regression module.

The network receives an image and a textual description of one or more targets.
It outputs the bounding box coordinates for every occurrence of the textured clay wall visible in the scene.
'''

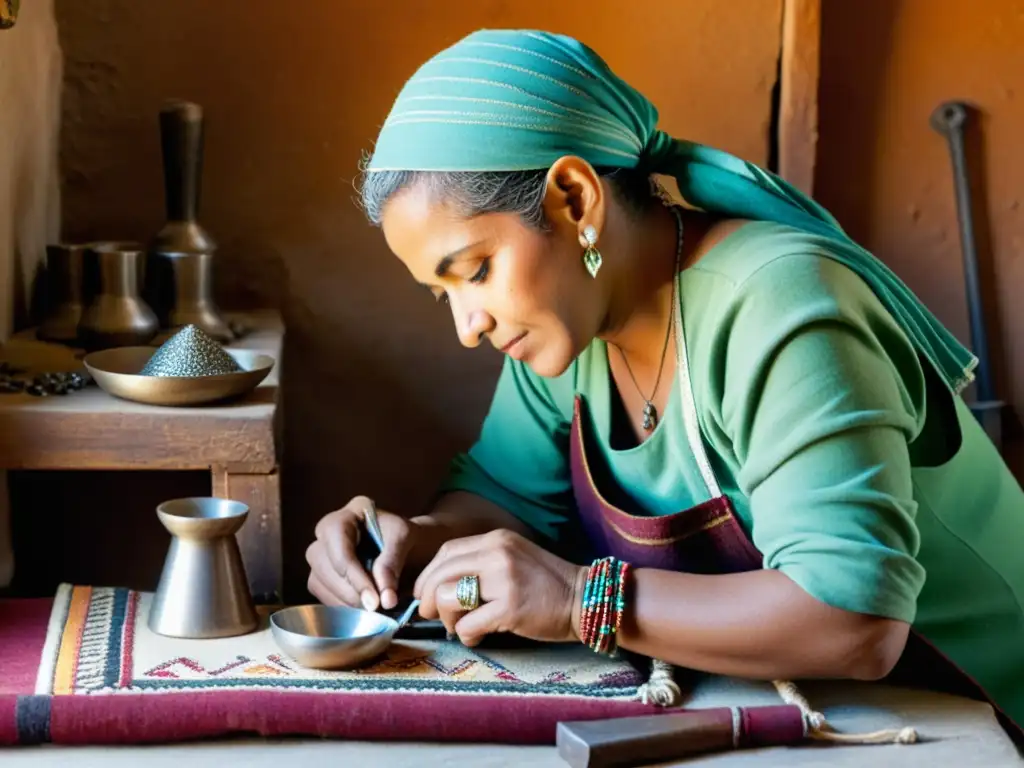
[0,0,62,589]
[23,0,782,597]
[816,0,1024,430]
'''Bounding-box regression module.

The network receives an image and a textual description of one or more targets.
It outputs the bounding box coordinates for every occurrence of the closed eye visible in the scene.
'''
[469,258,490,284]
[435,258,490,306]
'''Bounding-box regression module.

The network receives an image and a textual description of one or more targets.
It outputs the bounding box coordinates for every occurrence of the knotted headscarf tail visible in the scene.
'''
[367,29,977,394]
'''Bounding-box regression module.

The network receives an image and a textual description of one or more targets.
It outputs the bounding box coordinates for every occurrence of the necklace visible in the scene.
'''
[614,204,684,432]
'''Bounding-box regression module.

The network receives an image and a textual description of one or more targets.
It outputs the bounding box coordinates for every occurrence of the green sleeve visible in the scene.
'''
[715,253,929,623]
[437,355,577,543]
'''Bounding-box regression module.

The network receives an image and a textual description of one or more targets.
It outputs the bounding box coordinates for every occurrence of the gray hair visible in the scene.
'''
[356,158,661,229]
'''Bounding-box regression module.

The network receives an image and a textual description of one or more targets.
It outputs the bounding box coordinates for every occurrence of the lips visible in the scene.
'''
[499,332,527,355]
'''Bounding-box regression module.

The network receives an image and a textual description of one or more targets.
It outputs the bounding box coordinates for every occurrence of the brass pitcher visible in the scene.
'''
[77,242,159,350]
[148,100,233,342]
[37,243,89,344]
[148,497,258,639]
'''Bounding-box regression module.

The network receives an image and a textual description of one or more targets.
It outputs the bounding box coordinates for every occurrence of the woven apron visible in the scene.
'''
[567,287,1022,745]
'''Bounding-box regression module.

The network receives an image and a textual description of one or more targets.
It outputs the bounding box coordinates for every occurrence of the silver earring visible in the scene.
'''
[581,225,602,278]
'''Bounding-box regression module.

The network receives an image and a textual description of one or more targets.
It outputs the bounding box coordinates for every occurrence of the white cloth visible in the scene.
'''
[0,0,63,587]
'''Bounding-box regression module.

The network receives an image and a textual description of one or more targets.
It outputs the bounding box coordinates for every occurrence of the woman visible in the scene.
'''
[305,29,1024,733]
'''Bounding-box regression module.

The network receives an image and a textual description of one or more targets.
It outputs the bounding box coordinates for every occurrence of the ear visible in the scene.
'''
[541,156,606,246]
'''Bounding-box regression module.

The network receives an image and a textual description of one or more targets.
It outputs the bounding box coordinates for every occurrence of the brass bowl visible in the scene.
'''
[83,346,275,406]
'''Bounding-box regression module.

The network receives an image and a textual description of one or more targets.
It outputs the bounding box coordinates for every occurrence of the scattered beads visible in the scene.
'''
[0,362,93,397]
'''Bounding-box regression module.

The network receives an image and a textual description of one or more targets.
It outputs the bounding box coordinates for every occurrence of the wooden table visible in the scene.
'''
[0,311,284,603]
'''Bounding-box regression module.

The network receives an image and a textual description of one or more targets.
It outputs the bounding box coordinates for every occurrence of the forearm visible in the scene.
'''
[406,491,535,571]
[573,566,910,681]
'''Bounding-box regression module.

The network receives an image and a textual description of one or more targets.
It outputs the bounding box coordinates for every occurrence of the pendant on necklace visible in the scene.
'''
[642,401,658,431]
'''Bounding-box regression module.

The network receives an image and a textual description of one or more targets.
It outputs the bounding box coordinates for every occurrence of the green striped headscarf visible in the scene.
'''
[367,29,977,395]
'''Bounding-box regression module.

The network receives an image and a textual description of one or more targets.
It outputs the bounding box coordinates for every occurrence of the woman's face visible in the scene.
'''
[380,168,608,378]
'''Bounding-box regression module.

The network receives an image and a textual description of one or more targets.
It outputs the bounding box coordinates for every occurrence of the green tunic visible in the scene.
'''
[440,221,1024,726]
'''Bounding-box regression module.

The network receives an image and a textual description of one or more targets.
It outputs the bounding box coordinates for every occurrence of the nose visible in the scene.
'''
[451,294,495,348]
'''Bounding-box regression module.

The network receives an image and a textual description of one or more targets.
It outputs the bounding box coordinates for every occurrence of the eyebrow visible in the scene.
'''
[434,241,483,279]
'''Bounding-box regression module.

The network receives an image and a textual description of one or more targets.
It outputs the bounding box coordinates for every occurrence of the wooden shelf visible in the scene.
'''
[0,310,285,602]
[0,311,281,472]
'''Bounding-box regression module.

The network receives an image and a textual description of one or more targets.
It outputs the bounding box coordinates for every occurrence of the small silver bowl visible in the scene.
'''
[269,601,419,670]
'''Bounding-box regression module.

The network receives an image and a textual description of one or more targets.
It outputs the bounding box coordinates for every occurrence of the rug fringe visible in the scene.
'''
[772,679,918,745]
[633,664,918,745]
[636,658,681,706]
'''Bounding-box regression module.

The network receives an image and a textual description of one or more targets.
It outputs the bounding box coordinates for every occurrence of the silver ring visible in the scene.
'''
[456,574,480,611]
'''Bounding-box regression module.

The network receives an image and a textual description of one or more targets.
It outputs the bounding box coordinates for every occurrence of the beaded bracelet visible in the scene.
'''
[579,556,631,655]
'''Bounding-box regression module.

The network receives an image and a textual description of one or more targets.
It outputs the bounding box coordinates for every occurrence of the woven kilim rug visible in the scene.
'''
[34,584,648,699]
[5,597,1022,759]
[2,588,936,751]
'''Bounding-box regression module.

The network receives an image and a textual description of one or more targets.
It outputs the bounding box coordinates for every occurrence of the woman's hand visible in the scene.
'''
[413,528,588,647]
[306,495,419,612]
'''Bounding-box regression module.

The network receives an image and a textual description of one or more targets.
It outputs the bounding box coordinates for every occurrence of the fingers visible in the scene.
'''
[415,551,495,619]
[308,568,355,608]
[311,509,378,610]
[371,512,413,610]
[309,498,420,613]
[454,600,506,647]
[372,541,409,611]
[306,541,361,607]
[432,579,508,646]
[308,571,337,605]
[433,579,490,636]
[415,530,524,646]
[318,506,380,611]
[433,580,465,635]
[413,530,501,598]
